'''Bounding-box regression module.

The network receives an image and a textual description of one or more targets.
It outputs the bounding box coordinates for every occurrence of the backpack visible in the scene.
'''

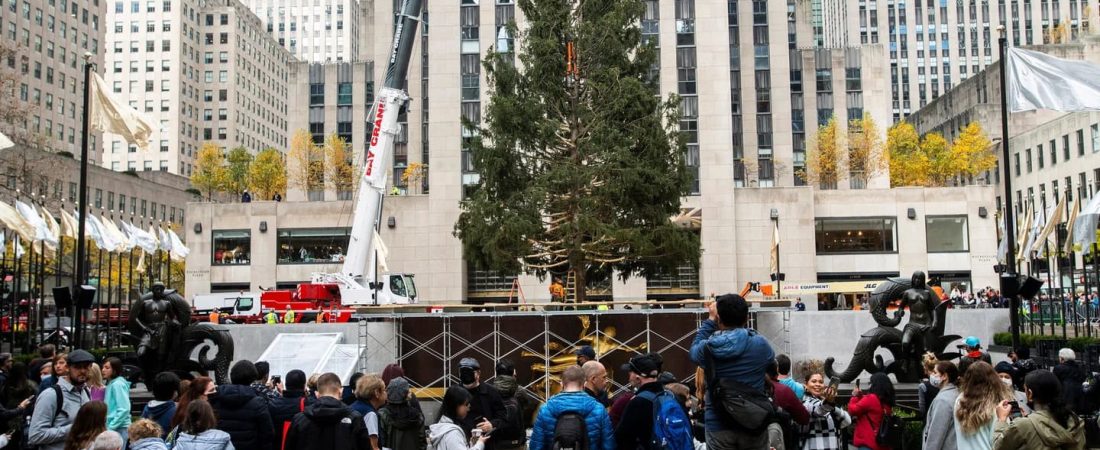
[703,347,776,434]
[23,385,64,450]
[280,398,306,450]
[497,395,526,446]
[875,407,904,449]
[552,411,588,450]
[636,390,695,450]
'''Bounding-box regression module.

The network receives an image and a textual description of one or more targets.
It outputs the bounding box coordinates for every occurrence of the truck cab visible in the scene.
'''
[192,292,263,321]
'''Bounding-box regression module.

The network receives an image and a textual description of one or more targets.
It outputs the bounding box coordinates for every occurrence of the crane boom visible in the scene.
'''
[323,0,423,304]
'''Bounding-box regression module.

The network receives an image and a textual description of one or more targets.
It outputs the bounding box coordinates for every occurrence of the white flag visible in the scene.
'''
[0,201,36,244]
[0,131,13,150]
[81,213,108,250]
[1006,48,1100,113]
[15,200,58,251]
[39,207,61,245]
[13,236,24,259]
[372,229,390,272]
[167,228,189,261]
[158,227,172,252]
[1074,193,1100,250]
[89,72,157,149]
[60,209,79,239]
[101,217,132,251]
[769,222,780,275]
[147,225,161,250]
[0,230,6,254]
[1031,196,1065,254]
[124,222,158,254]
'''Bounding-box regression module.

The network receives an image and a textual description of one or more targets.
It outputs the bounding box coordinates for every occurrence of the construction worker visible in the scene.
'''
[549,277,565,303]
[264,309,278,324]
[208,310,219,324]
[283,306,296,324]
[318,309,330,324]
[329,308,338,322]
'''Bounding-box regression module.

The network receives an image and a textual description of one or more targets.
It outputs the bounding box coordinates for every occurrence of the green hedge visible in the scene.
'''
[993,332,1100,352]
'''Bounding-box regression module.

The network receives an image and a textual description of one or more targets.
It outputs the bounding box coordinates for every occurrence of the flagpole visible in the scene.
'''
[998,27,1022,350]
[73,53,96,349]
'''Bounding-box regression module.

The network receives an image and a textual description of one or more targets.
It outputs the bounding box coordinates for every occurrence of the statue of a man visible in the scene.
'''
[895,271,939,357]
[129,282,190,366]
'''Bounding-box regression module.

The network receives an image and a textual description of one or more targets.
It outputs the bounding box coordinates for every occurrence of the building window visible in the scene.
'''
[277,228,351,264]
[814,217,897,254]
[310,84,324,105]
[337,83,352,105]
[925,216,969,252]
[212,230,251,265]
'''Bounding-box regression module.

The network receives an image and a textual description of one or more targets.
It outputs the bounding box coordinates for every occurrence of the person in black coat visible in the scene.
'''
[614,354,665,450]
[284,373,371,450]
[1053,348,1088,414]
[269,370,314,450]
[210,360,275,450]
[458,358,507,450]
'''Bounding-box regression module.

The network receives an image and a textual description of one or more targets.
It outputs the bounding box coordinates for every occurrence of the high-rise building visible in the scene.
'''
[101,0,293,176]
[840,0,1098,122]
[286,60,374,201]
[908,39,1100,226]
[244,0,360,62]
[1,0,106,161]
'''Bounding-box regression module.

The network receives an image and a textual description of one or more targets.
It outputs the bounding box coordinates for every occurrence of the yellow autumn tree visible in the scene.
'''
[847,113,887,188]
[953,122,996,179]
[249,148,287,200]
[402,162,427,194]
[324,134,356,195]
[287,130,324,195]
[191,143,228,200]
[888,122,929,186]
[923,132,955,186]
[802,116,842,189]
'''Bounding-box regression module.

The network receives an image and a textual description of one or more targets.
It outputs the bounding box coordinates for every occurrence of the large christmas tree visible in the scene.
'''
[455,0,699,302]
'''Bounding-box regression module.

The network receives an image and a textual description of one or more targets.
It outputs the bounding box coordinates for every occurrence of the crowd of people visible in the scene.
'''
[0,294,1097,450]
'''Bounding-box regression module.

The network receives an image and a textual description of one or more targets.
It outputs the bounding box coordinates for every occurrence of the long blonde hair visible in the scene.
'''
[955,361,1010,433]
[86,363,104,389]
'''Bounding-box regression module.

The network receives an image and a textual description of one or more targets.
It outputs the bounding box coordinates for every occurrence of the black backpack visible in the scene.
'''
[552,411,588,450]
[497,395,526,445]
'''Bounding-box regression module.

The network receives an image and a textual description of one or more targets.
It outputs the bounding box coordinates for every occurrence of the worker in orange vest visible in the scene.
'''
[318,309,330,324]
[549,278,565,303]
[208,311,219,324]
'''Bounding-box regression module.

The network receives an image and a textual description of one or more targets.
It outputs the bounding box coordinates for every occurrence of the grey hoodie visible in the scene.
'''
[428,416,483,450]
[174,429,236,450]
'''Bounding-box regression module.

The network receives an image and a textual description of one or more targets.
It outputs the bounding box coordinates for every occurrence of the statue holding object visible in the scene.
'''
[824,271,961,383]
[126,282,235,384]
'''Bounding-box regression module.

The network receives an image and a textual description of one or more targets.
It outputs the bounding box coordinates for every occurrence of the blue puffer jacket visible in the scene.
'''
[529,391,614,450]
[689,319,775,431]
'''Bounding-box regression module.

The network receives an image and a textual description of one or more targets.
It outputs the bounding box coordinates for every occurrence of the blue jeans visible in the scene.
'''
[705,428,769,450]
[113,427,129,450]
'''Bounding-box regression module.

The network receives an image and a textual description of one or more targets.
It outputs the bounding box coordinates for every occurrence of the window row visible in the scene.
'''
[212,228,350,266]
[815,215,969,254]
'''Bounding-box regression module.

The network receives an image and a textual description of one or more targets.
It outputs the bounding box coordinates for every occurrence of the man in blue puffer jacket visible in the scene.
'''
[689,293,775,449]
[530,366,614,450]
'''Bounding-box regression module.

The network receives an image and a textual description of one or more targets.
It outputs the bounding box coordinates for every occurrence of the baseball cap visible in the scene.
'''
[459,357,480,370]
[965,336,981,348]
[67,350,96,365]
[622,353,662,378]
[575,346,596,360]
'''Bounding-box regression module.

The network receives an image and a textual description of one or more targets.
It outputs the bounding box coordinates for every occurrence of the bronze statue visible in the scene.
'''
[126,282,235,384]
[825,271,961,383]
[896,271,940,358]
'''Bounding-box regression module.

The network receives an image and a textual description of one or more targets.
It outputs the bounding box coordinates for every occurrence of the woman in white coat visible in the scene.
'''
[429,387,489,450]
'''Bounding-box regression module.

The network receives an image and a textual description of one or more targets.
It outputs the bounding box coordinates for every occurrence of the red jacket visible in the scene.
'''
[847,392,892,450]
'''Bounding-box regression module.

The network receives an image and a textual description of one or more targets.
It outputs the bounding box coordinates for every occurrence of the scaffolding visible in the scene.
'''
[353,308,795,400]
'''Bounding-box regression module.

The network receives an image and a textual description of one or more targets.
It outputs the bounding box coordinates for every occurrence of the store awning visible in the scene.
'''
[782,280,883,295]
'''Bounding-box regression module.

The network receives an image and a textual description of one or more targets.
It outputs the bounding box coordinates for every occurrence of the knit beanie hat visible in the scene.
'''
[386,377,410,404]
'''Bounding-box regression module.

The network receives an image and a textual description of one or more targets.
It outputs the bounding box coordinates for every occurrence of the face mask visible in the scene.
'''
[459,368,476,385]
[929,375,942,387]
[1002,378,1013,387]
